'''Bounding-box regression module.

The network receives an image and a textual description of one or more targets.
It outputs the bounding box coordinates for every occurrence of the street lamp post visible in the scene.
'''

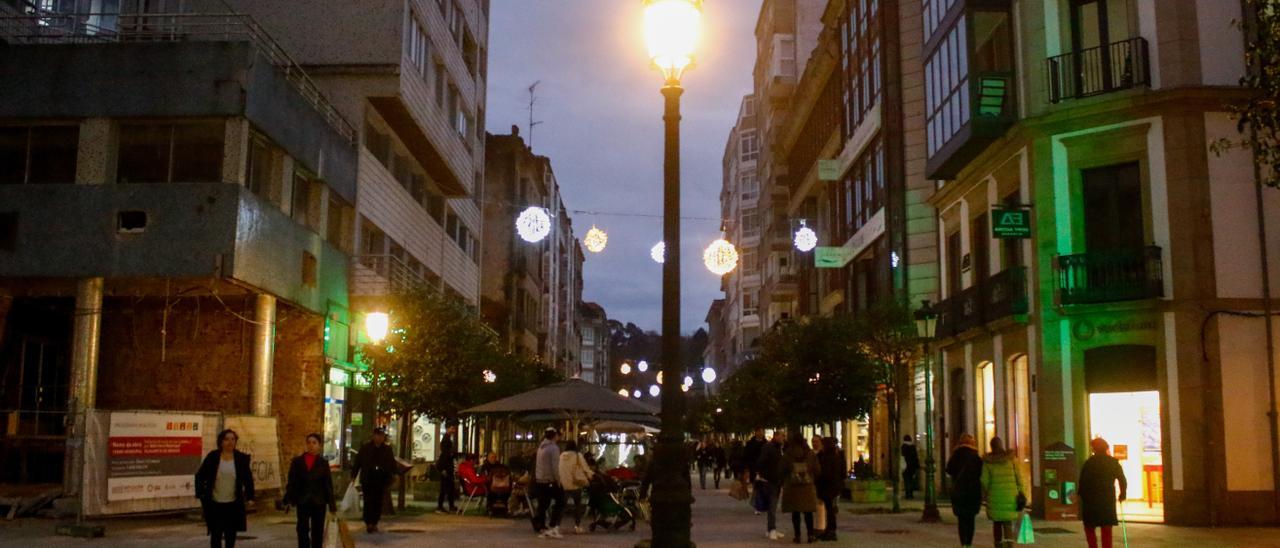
[642,2,702,547]
[915,300,941,523]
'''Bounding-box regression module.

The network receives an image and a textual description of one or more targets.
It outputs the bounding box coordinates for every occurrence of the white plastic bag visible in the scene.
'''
[324,514,342,548]
[338,472,360,515]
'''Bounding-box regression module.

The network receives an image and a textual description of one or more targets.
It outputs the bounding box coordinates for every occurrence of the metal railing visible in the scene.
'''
[352,254,428,296]
[1047,37,1150,103]
[1057,246,1163,305]
[934,266,1029,338]
[0,10,356,144]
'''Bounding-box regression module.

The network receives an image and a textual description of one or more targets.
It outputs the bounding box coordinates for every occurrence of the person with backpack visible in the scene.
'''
[981,437,1027,547]
[947,434,984,548]
[780,435,821,544]
[558,440,593,534]
[1078,437,1127,548]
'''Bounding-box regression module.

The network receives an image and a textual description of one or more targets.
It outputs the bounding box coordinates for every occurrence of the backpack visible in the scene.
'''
[789,461,814,485]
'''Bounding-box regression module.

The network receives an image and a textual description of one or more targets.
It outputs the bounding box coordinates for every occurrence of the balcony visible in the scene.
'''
[1047,37,1150,104]
[1056,246,1163,305]
[351,254,432,297]
[935,266,1029,338]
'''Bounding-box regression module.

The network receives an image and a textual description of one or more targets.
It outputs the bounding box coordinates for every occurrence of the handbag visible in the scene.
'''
[729,479,749,500]
[814,503,826,531]
[338,472,360,515]
[1016,492,1028,512]
[1016,511,1035,544]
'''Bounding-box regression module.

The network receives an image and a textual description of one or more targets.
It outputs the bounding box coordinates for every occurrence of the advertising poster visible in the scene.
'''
[107,412,204,502]
[222,415,283,491]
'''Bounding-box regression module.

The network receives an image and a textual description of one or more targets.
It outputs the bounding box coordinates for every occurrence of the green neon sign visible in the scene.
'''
[992,207,1032,239]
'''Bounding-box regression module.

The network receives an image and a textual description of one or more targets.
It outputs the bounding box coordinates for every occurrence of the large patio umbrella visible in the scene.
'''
[463,379,659,425]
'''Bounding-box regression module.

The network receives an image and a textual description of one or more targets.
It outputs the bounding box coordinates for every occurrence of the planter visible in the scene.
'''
[847,479,888,503]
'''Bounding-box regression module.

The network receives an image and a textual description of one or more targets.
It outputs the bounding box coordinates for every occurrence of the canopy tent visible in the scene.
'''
[592,420,660,434]
[463,379,659,425]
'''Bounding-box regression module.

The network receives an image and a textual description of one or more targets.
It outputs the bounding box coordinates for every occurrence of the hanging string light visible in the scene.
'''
[701,367,717,383]
[584,225,608,253]
[618,388,630,398]
[637,360,650,372]
[620,362,632,375]
[657,371,664,384]
[516,206,552,243]
[651,242,666,264]
[703,238,738,275]
[794,220,818,252]
[649,384,661,397]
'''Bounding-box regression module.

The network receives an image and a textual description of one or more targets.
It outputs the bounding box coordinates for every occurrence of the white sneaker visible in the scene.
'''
[547,527,564,539]
[770,530,786,540]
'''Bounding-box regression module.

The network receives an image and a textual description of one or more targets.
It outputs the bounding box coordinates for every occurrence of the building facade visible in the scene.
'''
[0,0,356,509]
[579,302,610,386]
[481,127,584,379]
[718,95,763,375]
[924,0,1279,526]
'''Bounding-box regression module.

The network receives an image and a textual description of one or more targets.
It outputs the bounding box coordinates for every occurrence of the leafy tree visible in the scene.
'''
[854,299,924,512]
[717,358,782,433]
[755,315,879,429]
[1210,0,1280,186]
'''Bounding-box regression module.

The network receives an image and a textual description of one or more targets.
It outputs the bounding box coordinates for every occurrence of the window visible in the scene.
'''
[835,138,884,235]
[581,349,594,367]
[435,64,448,107]
[292,170,322,231]
[360,216,386,256]
[462,28,479,78]
[742,96,755,117]
[740,172,759,203]
[776,35,796,77]
[364,125,392,167]
[924,18,969,157]
[841,0,881,138]
[739,130,758,162]
[327,193,354,253]
[407,13,430,79]
[743,291,758,316]
[0,125,79,184]
[246,136,280,201]
[449,0,464,45]
[742,250,757,275]
[922,0,960,42]
[118,123,223,183]
[742,208,760,239]
[426,189,445,223]
[392,153,414,191]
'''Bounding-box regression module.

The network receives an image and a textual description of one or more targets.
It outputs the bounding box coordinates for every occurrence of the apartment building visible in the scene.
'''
[718,95,763,374]
[923,0,1277,526]
[579,302,610,386]
[228,0,490,465]
[0,0,355,513]
[481,127,584,379]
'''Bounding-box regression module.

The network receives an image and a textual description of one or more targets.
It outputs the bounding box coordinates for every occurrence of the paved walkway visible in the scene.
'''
[3,482,1278,547]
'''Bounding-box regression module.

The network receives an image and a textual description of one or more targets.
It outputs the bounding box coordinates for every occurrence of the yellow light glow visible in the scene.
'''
[365,312,389,343]
[584,225,608,253]
[643,0,702,81]
[703,238,738,275]
[620,362,632,375]
[618,388,630,398]
[657,371,664,384]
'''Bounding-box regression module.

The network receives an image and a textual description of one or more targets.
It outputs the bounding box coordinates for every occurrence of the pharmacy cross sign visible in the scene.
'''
[991,207,1032,239]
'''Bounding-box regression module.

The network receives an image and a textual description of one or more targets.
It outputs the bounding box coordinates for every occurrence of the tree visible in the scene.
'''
[854,299,924,513]
[717,358,782,433]
[754,316,880,430]
[1210,0,1280,186]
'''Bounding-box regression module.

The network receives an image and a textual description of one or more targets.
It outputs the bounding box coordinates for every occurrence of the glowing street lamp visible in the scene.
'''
[365,312,389,343]
[643,1,702,544]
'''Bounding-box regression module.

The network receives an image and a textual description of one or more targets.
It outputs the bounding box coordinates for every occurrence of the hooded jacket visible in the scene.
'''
[980,451,1026,522]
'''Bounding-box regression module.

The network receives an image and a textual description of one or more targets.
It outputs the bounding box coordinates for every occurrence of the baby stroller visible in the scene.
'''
[586,473,635,532]
[486,466,513,517]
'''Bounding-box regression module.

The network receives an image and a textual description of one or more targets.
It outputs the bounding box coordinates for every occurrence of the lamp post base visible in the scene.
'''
[638,437,695,548]
[921,504,942,523]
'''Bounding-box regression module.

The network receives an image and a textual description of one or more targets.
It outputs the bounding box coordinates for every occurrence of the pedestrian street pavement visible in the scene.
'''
[2,479,1278,547]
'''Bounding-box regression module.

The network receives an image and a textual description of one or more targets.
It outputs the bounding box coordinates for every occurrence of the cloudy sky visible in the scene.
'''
[487,0,762,333]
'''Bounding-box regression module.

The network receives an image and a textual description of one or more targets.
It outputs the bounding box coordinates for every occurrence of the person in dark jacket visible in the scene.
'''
[1079,437,1127,548]
[283,433,337,548]
[696,440,722,490]
[711,442,728,485]
[436,425,459,513]
[728,438,746,481]
[815,436,847,541]
[744,428,766,481]
[946,434,983,548]
[195,429,255,548]
[901,435,920,499]
[755,430,787,540]
[352,428,397,533]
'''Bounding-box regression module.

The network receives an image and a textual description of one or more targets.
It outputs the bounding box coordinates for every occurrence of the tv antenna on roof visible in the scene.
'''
[527,80,544,150]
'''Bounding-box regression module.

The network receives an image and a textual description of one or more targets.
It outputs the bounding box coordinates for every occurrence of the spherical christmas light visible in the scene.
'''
[483,369,497,383]
[703,238,738,275]
[620,362,632,375]
[637,360,649,372]
[618,388,630,398]
[649,384,661,397]
[683,375,693,387]
[651,242,666,264]
[657,371,664,384]
[633,389,642,398]
[515,206,552,243]
[794,224,818,252]
[584,225,608,253]
[701,367,717,384]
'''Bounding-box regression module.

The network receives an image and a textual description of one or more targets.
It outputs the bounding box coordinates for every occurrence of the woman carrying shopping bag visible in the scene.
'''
[981,437,1027,548]
[284,433,337,548]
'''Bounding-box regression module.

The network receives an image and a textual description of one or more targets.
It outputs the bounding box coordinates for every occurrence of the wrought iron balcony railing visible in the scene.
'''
[1047,37,1150,104]
[1056,246,1163,305]
[934,266,1029,338]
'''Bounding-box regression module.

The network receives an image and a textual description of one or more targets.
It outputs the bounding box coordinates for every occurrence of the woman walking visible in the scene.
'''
[283,433,336,548]
[195,429,255,548]
[946,434,984,548]
[558,440,592,534]
[1079,438,1127,548]
[814,436,845,541]
[980,437,1026,548]
[779,436,821,544]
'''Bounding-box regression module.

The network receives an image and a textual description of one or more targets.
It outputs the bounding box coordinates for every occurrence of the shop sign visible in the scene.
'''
[1072,318,1158,341]
[1114,444,1128,460]
[222,416,282,490]
[815,247,855,268]
[818,159,841,181]
[107,412,204,502]
[992,207,1032,239]
[351,412,365,426]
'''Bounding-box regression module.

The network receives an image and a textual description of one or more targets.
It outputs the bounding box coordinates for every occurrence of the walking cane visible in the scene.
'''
[1119,502,1130,548]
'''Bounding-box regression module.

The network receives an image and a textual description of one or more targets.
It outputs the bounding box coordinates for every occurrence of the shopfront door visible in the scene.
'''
[1087,391,1164,522]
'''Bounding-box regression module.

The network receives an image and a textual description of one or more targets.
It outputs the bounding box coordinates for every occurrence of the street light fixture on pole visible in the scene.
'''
[641,1,702,546]
[914,300,941,523]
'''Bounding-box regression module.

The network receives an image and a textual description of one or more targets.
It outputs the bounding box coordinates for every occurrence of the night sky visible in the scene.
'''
[486,0,763,333]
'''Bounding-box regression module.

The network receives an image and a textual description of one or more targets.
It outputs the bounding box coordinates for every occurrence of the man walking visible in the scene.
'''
[756,430,787,540]
[532,428,565,539]
[436,425,459,514]
[352,428,396,533]
[901,435,920,500]
[743,428,766,481]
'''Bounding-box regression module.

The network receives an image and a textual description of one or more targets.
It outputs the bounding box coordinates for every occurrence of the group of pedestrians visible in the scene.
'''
[737,430,844,543]
[946,434,1129,548]
[530,427,598,539]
